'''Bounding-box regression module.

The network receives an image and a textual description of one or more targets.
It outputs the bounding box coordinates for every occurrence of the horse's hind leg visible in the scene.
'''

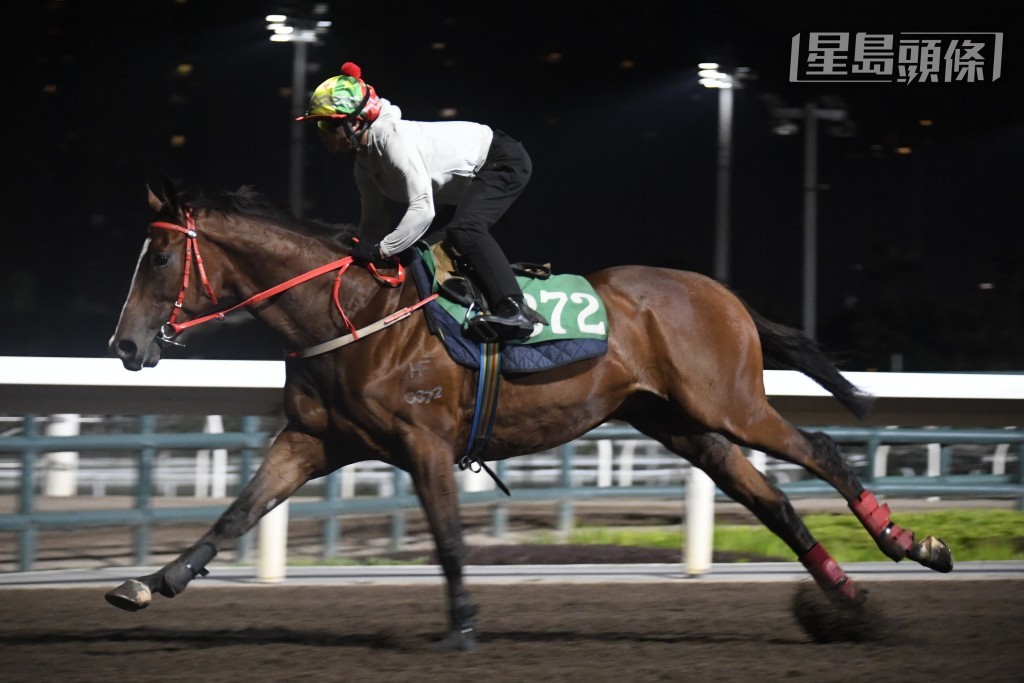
[106,427,328,611]
[784,428,951,571]
[672,433,866,606]
[725,408,952,573]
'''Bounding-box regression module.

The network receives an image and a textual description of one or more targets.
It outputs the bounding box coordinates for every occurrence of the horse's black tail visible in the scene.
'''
[743,302,874,420]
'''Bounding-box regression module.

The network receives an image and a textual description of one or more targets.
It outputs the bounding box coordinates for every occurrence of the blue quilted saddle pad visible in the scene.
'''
[408,247,609,374]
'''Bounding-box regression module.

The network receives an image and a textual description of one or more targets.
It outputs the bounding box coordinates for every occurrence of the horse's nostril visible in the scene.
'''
[115,339,138,358]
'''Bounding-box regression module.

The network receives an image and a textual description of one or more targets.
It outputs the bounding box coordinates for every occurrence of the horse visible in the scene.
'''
[106,179,952,649]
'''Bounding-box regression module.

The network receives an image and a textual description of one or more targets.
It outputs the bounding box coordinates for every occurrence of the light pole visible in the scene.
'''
[689,61,737,574]
[688,62,730,572]
[698,64,752,284]
[698,63,734,285]
[769,99,850,339]
[265,10,332,219]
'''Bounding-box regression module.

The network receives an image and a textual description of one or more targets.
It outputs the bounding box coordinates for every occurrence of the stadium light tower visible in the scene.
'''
[266,8,332,218]
[689,58,737,576]
[698,63,749,285]
[768,97,852,339]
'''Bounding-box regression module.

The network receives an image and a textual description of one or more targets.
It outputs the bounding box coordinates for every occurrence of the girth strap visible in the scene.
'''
[457,342,510,496]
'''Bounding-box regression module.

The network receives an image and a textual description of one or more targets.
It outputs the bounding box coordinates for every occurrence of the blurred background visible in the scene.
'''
[5,0,1022,370]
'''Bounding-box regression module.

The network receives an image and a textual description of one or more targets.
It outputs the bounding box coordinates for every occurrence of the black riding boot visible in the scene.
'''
[476,295,547,341]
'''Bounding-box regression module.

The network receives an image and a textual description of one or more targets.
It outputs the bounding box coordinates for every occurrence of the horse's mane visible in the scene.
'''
[183,185,358,242]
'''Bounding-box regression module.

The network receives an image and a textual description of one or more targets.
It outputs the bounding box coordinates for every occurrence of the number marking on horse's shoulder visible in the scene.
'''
[404,386,444,404]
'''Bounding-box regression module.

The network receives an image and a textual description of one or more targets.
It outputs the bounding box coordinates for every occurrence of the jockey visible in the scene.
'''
[296,62,546,342]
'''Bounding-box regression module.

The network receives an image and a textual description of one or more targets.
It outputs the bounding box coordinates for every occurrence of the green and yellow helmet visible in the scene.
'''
[295,62,382,129]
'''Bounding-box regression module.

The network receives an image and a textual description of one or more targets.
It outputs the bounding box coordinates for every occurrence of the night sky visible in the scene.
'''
[6,0,1023,370]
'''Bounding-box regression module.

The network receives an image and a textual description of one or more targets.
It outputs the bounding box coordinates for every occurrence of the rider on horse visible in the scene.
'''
[296,62,547,341]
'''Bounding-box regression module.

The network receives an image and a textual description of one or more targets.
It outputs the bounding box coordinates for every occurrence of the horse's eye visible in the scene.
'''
[153,253,170,266]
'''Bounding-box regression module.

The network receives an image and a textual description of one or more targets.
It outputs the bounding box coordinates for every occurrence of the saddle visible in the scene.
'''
[409,242,609,374]
[429,243,552,342]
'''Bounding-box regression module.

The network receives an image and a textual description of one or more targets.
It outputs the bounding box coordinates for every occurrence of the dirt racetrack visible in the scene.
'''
[3,499,1023,680]
[2,578,1023,682]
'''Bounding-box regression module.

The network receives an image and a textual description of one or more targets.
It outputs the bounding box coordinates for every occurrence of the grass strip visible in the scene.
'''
[567,509,1024,563]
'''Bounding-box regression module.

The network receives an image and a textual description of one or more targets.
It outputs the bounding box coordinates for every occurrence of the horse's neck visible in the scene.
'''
[209,217,388,350]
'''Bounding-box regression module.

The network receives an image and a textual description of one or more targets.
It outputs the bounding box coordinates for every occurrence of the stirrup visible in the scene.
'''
[466,315,501,343]
[478,298,543,331]
[473,316,534,341]
[467,298,536,342]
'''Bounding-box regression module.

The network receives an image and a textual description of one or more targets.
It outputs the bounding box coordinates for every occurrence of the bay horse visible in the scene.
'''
[106,180,952,648]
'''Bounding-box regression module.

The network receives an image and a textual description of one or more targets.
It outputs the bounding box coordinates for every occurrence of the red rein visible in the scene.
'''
[148,210,402,344]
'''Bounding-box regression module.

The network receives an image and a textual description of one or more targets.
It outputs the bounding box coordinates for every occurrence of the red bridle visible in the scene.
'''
[147,209,411,352]
[149,210,219,337]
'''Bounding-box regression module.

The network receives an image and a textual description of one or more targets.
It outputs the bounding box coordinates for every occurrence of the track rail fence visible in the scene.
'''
[3,360,1023,572]
[2,416,1022,572]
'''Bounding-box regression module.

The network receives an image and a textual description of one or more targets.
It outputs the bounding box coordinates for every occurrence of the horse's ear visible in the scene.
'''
[161,176,182,217]
[146,184,163,213]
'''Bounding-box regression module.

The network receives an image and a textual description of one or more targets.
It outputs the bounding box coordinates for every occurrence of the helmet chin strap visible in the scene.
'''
[340,86,373,153]
[341,119,368,152]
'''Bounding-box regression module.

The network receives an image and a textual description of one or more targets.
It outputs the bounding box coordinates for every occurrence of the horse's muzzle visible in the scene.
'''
[108,334,161,371]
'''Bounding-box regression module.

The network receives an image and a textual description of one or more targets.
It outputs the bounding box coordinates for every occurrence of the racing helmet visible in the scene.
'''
[295,62,382,131]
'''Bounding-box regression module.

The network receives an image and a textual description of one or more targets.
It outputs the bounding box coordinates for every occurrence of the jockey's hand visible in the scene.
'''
[350,238,392,268]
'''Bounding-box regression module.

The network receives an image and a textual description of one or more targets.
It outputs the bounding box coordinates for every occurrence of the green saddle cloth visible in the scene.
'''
[418,245,609,345]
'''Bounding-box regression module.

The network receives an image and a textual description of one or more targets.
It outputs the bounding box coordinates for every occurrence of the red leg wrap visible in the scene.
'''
[850,490,914,559]
[799,543,865,606]
[849,490,890,536]
[882,523,915,553]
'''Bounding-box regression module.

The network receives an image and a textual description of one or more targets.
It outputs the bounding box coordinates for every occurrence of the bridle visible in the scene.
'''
[149,209,220,345]
[148,209,435,358]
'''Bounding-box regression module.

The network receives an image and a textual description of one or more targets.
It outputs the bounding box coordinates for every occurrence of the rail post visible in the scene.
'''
[132,415,156,565]
[235,415,261,563]
[389,470,406,552]
[17,416,39,572]
[321,470,340,559]
[558,441,575,533]
[258,499,289,582]
[1014,431,1024,511]
[685,466,715,576]
[491,460,509,538]
[864,433,883,482]
[43,413,80,496]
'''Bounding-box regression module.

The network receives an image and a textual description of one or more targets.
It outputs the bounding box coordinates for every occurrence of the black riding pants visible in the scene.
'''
[445,129,532,304]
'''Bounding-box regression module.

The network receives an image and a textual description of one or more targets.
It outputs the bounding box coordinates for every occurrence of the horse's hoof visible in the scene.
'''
[909,535,953,573]
[435,628,478,651]
[105,579,152,612]
[827,577,868,608]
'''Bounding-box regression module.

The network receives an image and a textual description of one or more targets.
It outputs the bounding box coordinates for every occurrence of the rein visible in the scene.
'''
[149,210,436,358]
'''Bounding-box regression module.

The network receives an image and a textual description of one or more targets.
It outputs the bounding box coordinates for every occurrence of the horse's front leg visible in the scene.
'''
[106,427,327,611]
[405,446,477,650]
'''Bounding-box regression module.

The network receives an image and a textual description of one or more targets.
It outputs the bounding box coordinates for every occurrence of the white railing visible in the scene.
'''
[2,357,1022,576]
[2,356,1024,426]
